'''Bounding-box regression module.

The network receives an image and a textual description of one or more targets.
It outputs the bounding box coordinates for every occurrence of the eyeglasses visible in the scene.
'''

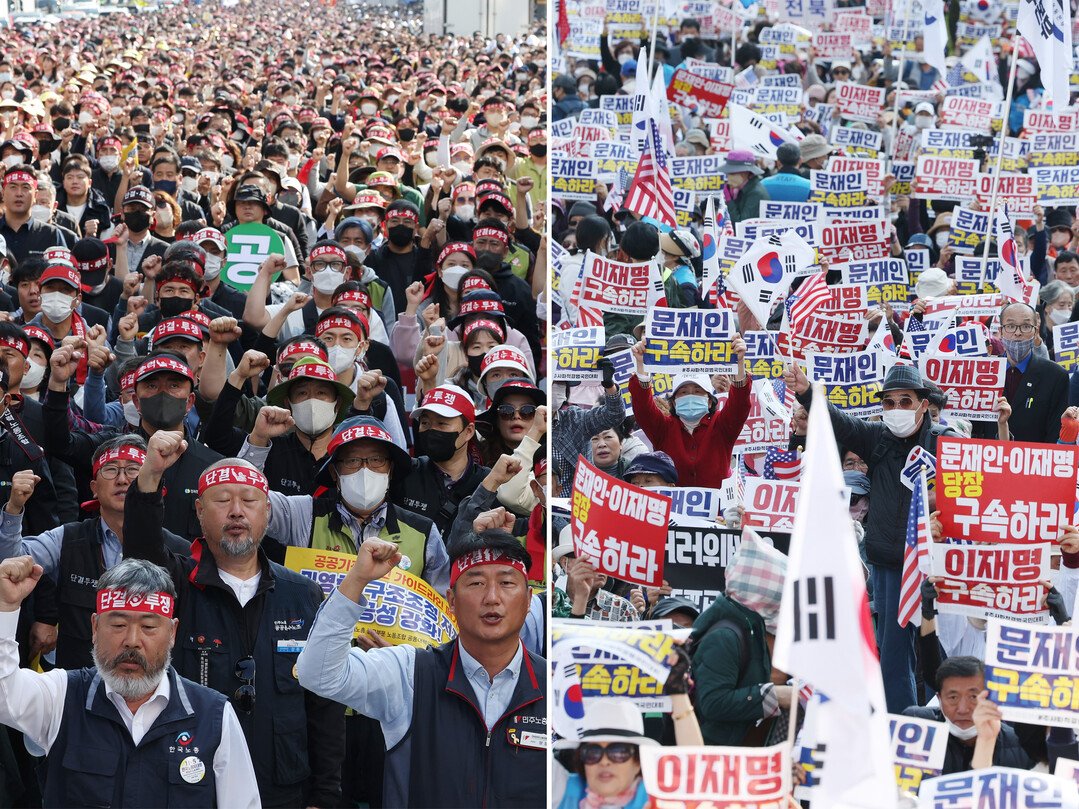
[311,259,346,271]
[1001,323,1036,335]
[497,404,538,421]
[881,396,917,410]
[578,743,637,765]
[97,464,142,480]
[233,655,255,713]
[334,455,390,474]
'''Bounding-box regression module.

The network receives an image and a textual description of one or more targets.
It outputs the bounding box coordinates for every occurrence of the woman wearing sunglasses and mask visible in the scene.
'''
[475,379,545,466]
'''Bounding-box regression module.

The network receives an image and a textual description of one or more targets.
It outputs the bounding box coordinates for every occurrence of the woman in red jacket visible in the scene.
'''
[627,336,751,488]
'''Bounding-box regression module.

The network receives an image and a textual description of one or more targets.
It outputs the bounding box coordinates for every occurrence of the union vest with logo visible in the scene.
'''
[309,498,431,579]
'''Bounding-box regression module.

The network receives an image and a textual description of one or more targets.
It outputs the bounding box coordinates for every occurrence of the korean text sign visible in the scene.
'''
[644,307,739,374]
[640,743,790,807]
[929,543,1050,623]
[889,714,948,794]
[571,456,671,587]
[919,767,1079,807]
[922,357,1006,421]
[987,623,1079,729]
[937,438,1077,542]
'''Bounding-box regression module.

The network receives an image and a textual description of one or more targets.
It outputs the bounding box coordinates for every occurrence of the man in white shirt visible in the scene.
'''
[0,555,259,808]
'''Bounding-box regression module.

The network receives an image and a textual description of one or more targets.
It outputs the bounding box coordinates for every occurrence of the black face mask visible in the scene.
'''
[158,296,193,318]
[154,179,177,196]
[397,128,415,142]
[475,250,504,272]
[467,353,485,376]
[415,428,462,463]
[529,144,546,158]
[37,138,60,155]
[137,391,190,430]
[387,225,414,247]
[123,211,151,232]
[52,117,70,132]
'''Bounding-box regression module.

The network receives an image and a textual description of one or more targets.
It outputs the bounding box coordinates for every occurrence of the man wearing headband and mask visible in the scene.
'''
[783,360,963,714]
[44,349,222,541]
[297,532,544,808]
[124,435,346,809]
[191,227,249,324]
[0,436,190,669]
[0,556,260,807]
[0,166,67,265]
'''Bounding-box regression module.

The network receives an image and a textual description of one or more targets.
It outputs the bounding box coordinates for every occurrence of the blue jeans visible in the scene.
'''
[870,564,918,713]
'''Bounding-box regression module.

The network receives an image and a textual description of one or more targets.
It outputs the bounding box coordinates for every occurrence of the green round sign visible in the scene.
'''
[222,222,286,292]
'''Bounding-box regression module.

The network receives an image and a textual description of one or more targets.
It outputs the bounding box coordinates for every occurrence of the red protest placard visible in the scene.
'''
[930,543,1050,623]
[640,744,790,808]
[937,437,1079,542]
[743,478,799,533]
[571,456,670,587]
[975,172,1038,215]
[576,252,654,315]
[922,357,1006,421]
[938,97,998,132]
[912,156,980,200]
[667,68,733,118]
[818,221,889,263]
[834,82,886,124]
[812,31,852,59]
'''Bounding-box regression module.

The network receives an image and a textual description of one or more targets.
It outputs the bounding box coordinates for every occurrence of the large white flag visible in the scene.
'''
[630,49,652,156]
[1017,0,1072,105]
[773,385,898,808]
[701,196,723,298]
[923,0,948,74]
[960,34,998,84]
[995,207,1040,306]
[726,229,815,329]
[729,103,798,158]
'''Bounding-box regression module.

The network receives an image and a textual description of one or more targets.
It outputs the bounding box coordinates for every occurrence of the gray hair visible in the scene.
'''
[97,558,176,600]
[1040,279,1074,308]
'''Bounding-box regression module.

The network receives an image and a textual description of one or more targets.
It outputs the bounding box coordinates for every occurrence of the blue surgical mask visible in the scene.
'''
[674,395,709,421]
[1002,336,1034,362]
[154,179,178,195]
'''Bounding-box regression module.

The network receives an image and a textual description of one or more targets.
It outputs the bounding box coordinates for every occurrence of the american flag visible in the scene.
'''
[785,271,831,329]
[764,447,802,480]
[771,377,797,410]
[898,469,932,628]
[624,116,677,227]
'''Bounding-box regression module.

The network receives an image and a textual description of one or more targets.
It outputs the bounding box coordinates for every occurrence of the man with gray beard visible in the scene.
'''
[0,556,259,807]
[123,430,345,809]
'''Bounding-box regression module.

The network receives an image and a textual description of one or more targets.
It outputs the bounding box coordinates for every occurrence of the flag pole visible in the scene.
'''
[885,0,915,176]
[786,676,800,748]
[648,0,661,76]
[731,6,739,70]
[979,34,1021,281]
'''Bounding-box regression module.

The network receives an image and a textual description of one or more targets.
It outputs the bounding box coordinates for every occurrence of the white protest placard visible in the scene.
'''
[834,82,887,123]
[551,327,604,383]
[743,478,799,533]
[930,543,1051,623]
[643,307,739,374]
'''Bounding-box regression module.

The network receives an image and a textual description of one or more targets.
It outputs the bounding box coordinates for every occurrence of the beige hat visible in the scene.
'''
[799,133,833,162]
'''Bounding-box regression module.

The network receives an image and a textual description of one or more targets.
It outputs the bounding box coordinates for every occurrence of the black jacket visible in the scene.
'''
[364,243,425,314]
[492,262,542,369]
[798,390,958,569]
[127,233,170,275]
[270,201,310,258]
[0,216,67,264]
[1003,355,1069,444]
[390,456,490,535]
[81,276,124,318]
[55,187,112,237]
[902,706,1034,773]
[40,388,223,540]
[124,484,345,809]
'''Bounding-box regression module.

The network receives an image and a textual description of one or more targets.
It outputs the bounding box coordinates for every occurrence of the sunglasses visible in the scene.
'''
[497,404,538,421]
[233,655,255,713]
[579,743,637,766]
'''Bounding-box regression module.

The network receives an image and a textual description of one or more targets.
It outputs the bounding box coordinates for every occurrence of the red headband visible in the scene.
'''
[97,588,174,617]
[534,458,547,478]
[93,445,146,477]
[449,547,527,587]
[462,276,492,294]
[280,340,329,363]
[310,244,348,264]
[77,254,109,273]
[385,208,418,224]
[316,314,367,339]
[23,325,53,349]
[472,226,510,246]
[0,334,29,358]
[3,170,36,188]
[464,318,505,342]
[120,370,137,391]
[333,289,371,309]
[156,276,200,295]
[197,464,270,496]
[437,242,476,267]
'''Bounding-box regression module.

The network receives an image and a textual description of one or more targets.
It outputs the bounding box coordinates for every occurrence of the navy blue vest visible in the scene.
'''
[386,640,547,808]
[42,666,226,808]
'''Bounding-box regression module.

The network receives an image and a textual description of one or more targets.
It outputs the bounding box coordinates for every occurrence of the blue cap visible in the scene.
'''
[621,59,637,77]
[624,451,678,485]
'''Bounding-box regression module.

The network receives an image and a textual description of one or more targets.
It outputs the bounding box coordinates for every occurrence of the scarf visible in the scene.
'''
[580,782,640,809]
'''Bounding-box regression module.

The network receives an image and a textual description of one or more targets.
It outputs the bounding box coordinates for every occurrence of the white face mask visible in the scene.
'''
[338,468,389,512]
[98,155,120,172]
[2,154,21,170]
[934,231,950,248]
[312,268,346,295]
[945,718,979,741]
[441,266,469,290]
[520,115,538,129]
[290,398,338,436]
[914,116,933,129]
[30,205,51,224]
[288,153,301,169]
[181,176,198,194]
[453,161,472,176]
[156,206,174,228]
[78,111,94,126]
[360,102,378,117]
[882,408,921,438]
[123,400,141,427]
[203,254,223,281]
[20,359,45,390]
[219,154,235,172]
[617,52,633,65]
[328,345,357,374]
[344,244,367,262]
[485,111,504,127]
[455,204,475,221]
[40,291,74,323]
[1050,308,1072,325]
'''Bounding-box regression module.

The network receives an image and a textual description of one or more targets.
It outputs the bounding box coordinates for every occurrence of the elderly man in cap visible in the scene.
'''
[0,556,260,807]
[123,435,345,808]
[798,134,833,172]
[297,532,544,808]
[783,361,963,712]
[717,150,769,223]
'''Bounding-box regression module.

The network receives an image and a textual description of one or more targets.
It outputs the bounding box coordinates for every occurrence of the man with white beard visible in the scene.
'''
[0,556,259,807]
